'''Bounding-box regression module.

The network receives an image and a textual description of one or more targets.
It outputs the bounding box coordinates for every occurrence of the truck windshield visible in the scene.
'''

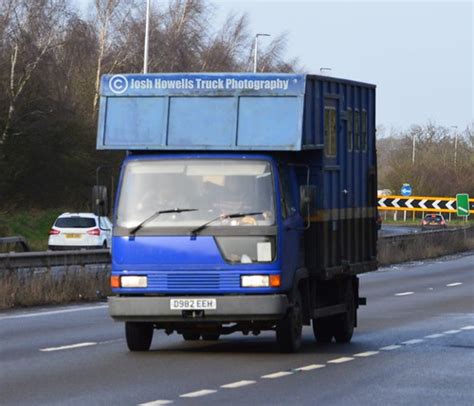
[116,159,275,229]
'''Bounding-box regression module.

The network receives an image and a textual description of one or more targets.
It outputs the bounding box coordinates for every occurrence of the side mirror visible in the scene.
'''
[92,185,109,217]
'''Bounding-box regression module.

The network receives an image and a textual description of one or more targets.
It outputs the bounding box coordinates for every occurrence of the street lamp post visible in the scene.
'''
[253,33,270,73]
[451,125,458,168]
[412,132,416,165]
[143,0,151,73]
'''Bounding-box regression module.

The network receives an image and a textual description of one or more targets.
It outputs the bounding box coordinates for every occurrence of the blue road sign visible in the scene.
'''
[401,183,412,196]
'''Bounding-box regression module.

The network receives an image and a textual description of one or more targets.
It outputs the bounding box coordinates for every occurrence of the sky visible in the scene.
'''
[77,0,473,132]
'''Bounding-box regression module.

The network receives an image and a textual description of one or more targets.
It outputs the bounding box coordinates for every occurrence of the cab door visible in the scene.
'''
[279,165,304,289]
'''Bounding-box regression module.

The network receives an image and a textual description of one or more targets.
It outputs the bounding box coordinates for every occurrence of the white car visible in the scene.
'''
[48,213,112,250]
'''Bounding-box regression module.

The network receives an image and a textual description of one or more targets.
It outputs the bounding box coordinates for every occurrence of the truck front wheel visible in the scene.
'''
[276,289,303,353]
[125,322,153,351]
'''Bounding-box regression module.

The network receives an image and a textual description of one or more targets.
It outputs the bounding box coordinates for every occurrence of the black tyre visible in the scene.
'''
[182,332,201,341]
[276,289,303,353]
[201,334,220,341]
[333,283,355,343]
[312,317,333,344]
[125,322,153,351]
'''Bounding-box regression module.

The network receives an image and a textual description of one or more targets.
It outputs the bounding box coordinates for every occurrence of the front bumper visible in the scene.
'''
[108,294,289,322]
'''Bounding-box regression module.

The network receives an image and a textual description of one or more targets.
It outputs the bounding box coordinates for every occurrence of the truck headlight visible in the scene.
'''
[241,274,280,288]
[120,275,147,288]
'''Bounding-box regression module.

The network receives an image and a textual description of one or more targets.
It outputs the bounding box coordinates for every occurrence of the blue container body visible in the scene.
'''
[98,73,377,295]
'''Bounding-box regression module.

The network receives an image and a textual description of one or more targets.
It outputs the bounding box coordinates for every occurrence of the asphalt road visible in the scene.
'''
[1,252,473,406]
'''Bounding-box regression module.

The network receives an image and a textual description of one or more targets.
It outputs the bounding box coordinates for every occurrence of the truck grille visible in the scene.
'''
[147,272,241,291]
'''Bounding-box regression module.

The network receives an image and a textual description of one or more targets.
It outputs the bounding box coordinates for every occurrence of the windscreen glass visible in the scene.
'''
[55,218,96,228]
[116,159,275,229]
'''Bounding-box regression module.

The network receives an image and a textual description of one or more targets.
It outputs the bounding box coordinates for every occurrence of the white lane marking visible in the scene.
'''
[294,364,326,372]
[354,351,379,357]
[0,304,107,320]
[402,339,424,345]
[394,292,414,296]
[261,371,294,379]
[40,342,97,352]
[443,330,461,334]
[380,345,401,351]
[461,326,474,330]
[179,390,217,398]
[425,333,444,339]
[220,380,256,389]
[98,339,124,345]
[446,282,462,287]
[327,357,354,364]
[138,400,173,406]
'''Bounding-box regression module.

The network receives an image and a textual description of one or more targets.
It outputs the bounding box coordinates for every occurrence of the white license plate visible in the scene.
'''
[170,298,216,310]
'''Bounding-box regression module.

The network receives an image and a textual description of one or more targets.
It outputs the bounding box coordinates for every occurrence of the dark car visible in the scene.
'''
[421,214,447,231]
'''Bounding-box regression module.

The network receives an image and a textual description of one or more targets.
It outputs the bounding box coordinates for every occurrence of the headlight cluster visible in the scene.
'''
[241,274,280,288]
[111,275,147,288]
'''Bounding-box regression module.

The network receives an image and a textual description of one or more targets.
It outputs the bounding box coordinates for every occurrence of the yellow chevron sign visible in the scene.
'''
[378,195,474,213]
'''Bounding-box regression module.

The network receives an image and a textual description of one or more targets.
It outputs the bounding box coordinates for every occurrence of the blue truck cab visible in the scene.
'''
[97,73,377,352]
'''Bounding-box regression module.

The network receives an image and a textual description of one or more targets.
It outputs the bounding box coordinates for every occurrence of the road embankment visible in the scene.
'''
[1,227,473,310]
[378,226,474,266]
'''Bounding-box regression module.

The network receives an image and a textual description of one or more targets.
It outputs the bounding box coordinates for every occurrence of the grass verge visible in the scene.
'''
[0,209,65,251]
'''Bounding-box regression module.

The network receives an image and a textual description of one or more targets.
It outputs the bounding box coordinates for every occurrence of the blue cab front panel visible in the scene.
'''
[111,236,287,295]
[111,153,301,295]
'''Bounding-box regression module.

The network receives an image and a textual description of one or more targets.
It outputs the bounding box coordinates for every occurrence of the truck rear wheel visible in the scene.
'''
[333,283,355,343]
[125,322,153,351]
[312,317,333,343]
[201,334,220,341]
[182,332,200,341]
[276,289,303,353]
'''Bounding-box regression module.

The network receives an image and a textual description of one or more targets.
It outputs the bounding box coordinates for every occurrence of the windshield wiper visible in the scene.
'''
[130,208,198,236]
[190,212,263,236]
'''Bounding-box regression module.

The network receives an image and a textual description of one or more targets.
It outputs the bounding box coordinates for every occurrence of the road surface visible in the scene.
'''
[1,252,473,405]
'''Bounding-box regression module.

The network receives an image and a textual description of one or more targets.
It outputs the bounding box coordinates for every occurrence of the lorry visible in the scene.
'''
[96,72,377,353]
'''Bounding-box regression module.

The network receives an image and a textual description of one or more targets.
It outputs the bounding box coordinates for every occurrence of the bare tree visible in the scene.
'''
[91,0,138,115]
[379,122,474,196]
[200,12,249,71]
[0,0,68,144]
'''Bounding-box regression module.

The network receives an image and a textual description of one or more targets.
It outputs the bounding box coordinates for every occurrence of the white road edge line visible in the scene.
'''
[294,364,326,372]
[446,282,462,287]
[40,342,97,352]
[425,333,444,339]
[354,351,379,357]
[138,400,173,406]
[402,339,424,345]
[443,330,461,334]
[461,326,474,330]
[261,371,294,379]
[179,390,217,398]
[380,345,401,351]
[220,380,256,389]
[0,305,108,320]
[327,357,354,364]
[394,292,414,296]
